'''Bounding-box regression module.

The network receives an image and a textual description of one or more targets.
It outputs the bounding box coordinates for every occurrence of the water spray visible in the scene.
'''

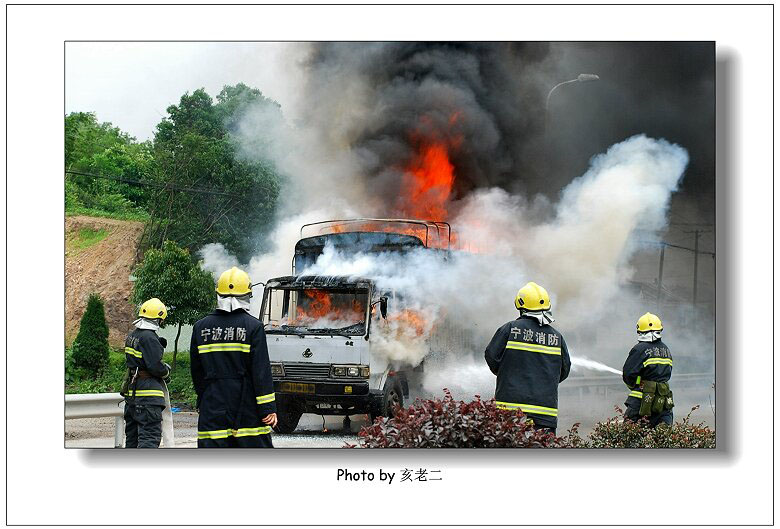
[570,355,622,375]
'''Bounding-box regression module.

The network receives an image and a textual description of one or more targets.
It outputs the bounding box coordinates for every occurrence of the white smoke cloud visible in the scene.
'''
[452,134,689,317]
[198,243,239,278]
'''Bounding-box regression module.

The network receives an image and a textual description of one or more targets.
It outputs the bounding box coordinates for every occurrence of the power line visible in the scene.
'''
[65,169,237,197]
[639,240,715,257]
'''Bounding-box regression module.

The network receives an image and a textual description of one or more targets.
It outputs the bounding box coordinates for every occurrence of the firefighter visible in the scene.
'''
[123,298,171,448]
[622,312,674,427]
[484,281,571,435]
[190,266,277,448]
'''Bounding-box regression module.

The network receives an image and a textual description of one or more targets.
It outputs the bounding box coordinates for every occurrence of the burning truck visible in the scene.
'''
[259,219,464,433]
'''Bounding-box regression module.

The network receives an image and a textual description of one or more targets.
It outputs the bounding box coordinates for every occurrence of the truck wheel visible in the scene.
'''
[371,379,403,422]
[273,399,303,434]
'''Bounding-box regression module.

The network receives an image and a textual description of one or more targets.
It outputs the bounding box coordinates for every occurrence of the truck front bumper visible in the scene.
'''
[273,378,376,415]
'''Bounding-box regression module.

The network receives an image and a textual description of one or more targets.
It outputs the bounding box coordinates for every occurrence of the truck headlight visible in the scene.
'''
[271,363,284,376]
[331,365,370,378]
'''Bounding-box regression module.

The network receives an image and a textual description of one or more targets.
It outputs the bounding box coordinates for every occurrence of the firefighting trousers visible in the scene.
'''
[625,402,673,427]
[198,431,273,448]
[196,379,274,448]
[124,403,164,448]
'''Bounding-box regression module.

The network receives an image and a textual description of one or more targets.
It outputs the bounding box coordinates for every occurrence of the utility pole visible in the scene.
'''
[657,244,665,310]
[693,230,700,306]
[682,228,712,306]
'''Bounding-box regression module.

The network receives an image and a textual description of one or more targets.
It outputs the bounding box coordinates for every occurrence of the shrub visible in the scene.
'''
[354,389,573,448]
[65,178,83,210]
[92,192,136,214]
[352,395,715,449]
[65,346,77,384]
[66,349,197,407]
[71,293,110,375]
[587,406,715,448]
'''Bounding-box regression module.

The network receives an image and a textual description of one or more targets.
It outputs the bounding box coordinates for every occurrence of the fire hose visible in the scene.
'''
[161,381,175,448]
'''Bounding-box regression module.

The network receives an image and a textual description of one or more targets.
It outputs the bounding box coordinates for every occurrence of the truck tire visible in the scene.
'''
[273,399,303,434]
[371,378,404,422]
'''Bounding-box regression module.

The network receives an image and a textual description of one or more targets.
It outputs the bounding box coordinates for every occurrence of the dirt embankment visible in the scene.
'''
[66,216,145,347]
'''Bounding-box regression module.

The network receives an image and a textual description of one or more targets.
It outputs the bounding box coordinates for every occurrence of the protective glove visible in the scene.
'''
[163,362,172,384]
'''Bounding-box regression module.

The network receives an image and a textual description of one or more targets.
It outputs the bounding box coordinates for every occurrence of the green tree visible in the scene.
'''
[72,293,110,375]
[143,86,281,261]
[132,240,216,367]
[65,112,153,215]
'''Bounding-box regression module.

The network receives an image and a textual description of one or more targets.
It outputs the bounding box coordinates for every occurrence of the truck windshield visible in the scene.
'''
[262,287,369,336]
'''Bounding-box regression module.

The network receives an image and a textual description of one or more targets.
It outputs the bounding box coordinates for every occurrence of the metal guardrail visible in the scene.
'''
[65,393,124,448]
[560,373,714,401]
[563,372,714,389]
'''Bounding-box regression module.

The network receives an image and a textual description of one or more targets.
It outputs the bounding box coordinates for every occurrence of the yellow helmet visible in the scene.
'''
[216,266,252,296]
[139,298,167,321]
[515,281,551,311]
[637,312,663,332]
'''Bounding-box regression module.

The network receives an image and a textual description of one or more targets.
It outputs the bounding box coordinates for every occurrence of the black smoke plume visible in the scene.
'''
[297,42,714,219]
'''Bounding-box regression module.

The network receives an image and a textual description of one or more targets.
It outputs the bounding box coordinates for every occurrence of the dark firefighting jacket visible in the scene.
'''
[622,339,673,408]
[484,315,571,429]
[190,308,276,441]
[124,328,169,407]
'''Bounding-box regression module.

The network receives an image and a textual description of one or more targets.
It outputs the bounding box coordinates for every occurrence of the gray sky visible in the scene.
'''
[65,42,300,141]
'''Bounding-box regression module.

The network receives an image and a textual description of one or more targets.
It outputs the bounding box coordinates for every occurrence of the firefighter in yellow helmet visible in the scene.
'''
[622,312,674,427]
[122,298,171,448]
[190,267,277,447]
[484,282,571,435]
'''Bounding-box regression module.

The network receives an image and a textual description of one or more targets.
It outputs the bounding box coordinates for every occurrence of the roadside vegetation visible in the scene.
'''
[70,293,110,375]
[131,240,215,367]
[66,83,283,392]
[65,83,282,262]
[66,348,197,408]
[353,390,715,449]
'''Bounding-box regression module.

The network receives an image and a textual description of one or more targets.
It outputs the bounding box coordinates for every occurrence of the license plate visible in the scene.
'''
[280,382,315,394]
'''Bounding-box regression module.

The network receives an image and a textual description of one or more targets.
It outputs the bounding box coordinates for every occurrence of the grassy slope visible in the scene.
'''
[67,227,109,253]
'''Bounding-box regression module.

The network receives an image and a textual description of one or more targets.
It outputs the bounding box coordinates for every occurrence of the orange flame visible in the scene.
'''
[399,142,456,221]
[304,111,492,254]
[296,289,365,324]
[395,113,462,222]
[387,308,428,337]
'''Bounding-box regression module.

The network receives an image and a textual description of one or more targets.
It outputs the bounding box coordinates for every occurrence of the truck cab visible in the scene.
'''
[259,219,450,433]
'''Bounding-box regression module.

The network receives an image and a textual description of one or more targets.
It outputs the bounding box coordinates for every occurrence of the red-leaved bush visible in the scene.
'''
[352,389,577,448]
[349,393,715,449]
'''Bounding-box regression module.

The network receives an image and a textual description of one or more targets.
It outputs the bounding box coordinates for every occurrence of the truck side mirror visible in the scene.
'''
[380,296,388,319]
